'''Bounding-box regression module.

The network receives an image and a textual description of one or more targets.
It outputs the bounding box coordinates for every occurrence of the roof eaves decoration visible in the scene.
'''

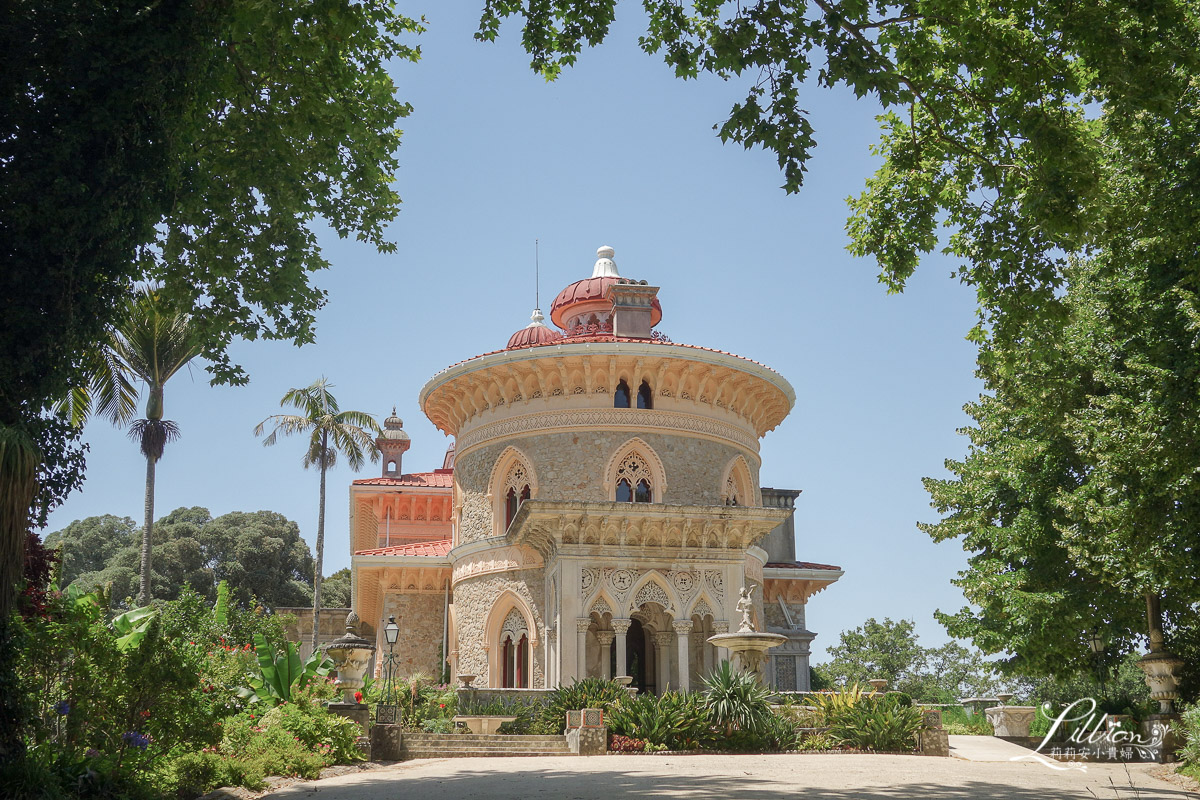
[419,341,796,439]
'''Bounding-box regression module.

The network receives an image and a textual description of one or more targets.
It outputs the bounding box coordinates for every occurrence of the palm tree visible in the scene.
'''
[255,378,380,653]
[61,287,201,605]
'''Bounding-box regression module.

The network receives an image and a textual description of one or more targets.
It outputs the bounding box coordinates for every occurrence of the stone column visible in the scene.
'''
[576,618,592,681]
[596,631,615,680]
[546,627,557,688]
[712,621,730,667]
[611,619,632,678]
[703,630,715,677]
[654,631,673,693]
[673,620,693,692]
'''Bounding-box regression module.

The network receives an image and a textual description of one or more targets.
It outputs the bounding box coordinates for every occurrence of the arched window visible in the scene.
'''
[614,379,631,408]
[606,438,667,504]
[493,448,536,535]
[500,632,529,688]
[505,483,531,529]
[615,453,654,503]
[498,607,530,688]
[637,380,653,409]
[721,456,755,507]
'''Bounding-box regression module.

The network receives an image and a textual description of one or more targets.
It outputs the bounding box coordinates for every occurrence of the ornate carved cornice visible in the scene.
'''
[420,342,794,439]
[506,499,792,561]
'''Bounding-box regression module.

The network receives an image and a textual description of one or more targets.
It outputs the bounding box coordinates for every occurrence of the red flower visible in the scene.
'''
[139,710,151,718]
[354,691,363,703]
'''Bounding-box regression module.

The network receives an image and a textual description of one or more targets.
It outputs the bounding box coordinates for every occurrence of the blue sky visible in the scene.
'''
[44,5,984,660]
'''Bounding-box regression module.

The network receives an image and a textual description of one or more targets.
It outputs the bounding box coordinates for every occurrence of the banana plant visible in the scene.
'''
[64,584,156,651]
[237,633,334,705]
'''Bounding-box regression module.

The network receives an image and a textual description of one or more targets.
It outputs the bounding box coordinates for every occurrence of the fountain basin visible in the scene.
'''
[708,631,787,682]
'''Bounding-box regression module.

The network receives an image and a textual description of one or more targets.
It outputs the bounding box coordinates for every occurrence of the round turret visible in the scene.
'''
[377,408,411,477]
[549,246,662,331]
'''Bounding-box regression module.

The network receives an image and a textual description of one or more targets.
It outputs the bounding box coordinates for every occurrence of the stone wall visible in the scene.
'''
[381,592,447,678]
[456,431,756,544]
[453,569,546,687]
[277,607,352,662]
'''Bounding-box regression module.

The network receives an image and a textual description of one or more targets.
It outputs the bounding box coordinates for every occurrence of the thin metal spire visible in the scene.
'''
[535,238,540,308]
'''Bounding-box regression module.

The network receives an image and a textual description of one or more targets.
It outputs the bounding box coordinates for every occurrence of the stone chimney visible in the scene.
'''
[377,409,410,478]
[606,279,660,339]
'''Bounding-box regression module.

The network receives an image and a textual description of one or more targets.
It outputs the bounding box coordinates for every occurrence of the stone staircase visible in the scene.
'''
[400,732,573,759]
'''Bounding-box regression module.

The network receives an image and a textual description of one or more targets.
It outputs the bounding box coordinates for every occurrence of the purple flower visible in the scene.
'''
[122,731,150,750]
[86,748,100,758]
[55,701,70,715]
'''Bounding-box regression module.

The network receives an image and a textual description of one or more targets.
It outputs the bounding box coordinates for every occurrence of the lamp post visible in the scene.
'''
[1088,627,1107,701]
[377,615,401,725]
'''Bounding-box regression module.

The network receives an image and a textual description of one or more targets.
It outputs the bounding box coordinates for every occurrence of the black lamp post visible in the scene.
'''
[377,615,401,724]
[1088,627,1107,700]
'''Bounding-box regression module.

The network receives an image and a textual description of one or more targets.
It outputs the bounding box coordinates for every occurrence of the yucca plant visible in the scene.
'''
[702,661,772,736]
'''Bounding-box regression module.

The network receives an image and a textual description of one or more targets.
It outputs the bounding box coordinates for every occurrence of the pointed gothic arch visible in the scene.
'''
[484,590,539,688]
[720,455,757,507]
[603,437,667,503]
[625,571,680,617]
[489,446,538,535]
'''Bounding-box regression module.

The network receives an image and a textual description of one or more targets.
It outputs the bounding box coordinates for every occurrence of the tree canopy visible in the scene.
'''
[479,2,1200,684]
[0,1,423,579]
[814,617,1002,702]
[44,508,317,609]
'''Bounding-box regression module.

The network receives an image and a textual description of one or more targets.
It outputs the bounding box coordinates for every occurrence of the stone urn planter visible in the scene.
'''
[1139,650,1185,714]
[985,705,1037,737]
[321,611,376,706]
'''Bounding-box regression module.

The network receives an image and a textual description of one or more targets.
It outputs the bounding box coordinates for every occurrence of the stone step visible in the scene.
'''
[401,744,572,752]
[402,749,573,759]
[400,733,573,760]
[403,734,567,743]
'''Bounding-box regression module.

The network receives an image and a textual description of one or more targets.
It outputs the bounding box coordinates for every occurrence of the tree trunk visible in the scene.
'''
[138,453,155,606]
[1146,593,1165,652]
[311,434,327,655]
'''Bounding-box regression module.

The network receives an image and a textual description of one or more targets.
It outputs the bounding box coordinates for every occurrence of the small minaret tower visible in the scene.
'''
[377,408,410,478]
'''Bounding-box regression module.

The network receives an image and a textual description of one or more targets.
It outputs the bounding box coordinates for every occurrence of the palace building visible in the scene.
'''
[347,246,841,692]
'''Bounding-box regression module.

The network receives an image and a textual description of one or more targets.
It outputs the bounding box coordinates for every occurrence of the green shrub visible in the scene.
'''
[535,677,630,734]
[703,662,772,736]
[607,691,713,751]
[1178,703,1200,766]
[824,695,924,751]
[258,688,363,764]
[167,751,266,797]
[938,705,994,736]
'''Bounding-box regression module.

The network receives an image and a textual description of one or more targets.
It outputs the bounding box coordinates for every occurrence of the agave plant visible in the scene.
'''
[702,661,772,736]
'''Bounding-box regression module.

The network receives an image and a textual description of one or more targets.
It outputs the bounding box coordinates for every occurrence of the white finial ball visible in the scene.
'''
[597,245,615,259]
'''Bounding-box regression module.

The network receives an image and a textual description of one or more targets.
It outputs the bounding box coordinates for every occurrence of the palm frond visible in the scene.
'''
[112,286,202,393]
[258,379,379,474]
[128,418,181,461]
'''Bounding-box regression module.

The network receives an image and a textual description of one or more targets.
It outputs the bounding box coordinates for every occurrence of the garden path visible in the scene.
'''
[269,753,1191,800]
[949,734,1042,761]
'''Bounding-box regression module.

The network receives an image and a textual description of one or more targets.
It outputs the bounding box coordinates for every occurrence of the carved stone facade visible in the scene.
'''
[347,246,843,691]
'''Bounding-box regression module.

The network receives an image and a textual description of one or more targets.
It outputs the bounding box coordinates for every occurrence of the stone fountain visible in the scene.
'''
[706,586,786,683]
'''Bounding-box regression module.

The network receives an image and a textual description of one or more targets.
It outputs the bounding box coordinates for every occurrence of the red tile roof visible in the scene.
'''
[353,471,454,488]
[355,539,452,557]
[765,561,843,571]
